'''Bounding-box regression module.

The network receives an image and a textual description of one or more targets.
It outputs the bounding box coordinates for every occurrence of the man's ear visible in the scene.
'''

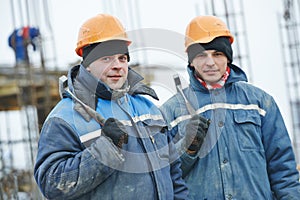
[189,62,194,68]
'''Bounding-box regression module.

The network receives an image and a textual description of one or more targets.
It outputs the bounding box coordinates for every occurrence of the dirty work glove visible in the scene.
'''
[102,118,128,148]
[185,115,210,155]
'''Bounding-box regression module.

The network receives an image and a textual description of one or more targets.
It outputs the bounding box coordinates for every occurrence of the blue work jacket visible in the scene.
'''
[160,64,300,199]
[34,65,188,200]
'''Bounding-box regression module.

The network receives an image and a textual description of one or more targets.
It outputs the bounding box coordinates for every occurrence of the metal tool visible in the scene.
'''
[173,74,196,115]
[59,75,105,126]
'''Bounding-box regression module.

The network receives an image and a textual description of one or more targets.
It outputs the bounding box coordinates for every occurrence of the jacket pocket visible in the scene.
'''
[233,110,263,151]
[141,119,170,162]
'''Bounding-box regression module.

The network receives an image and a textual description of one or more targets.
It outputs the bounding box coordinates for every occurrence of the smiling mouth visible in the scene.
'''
[108,75,122,80]
[204,70,218,74]
[108,74,122,77]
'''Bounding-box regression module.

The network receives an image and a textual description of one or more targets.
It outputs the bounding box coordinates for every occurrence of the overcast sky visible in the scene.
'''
[0,0,292,133]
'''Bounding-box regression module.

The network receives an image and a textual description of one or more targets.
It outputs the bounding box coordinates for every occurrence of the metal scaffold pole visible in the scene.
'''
[279,0,300,163]
[0,0,66,199]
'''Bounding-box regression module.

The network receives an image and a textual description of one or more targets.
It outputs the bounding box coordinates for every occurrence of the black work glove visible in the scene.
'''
[102,118,128,148]
[185,115,210,154]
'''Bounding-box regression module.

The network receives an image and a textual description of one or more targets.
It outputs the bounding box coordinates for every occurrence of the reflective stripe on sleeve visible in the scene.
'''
[80,129,102,143]
[170,103,266,128]
[80,114,164,144]
[120,114,164,126]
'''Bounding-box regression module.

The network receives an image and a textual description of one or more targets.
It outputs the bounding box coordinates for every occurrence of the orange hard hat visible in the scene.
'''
[185,15,234,51]
[75,14,131,57]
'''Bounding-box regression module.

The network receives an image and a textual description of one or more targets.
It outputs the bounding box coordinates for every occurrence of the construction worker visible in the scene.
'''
[8,26,40,64]
[160,15,300,199]
[34,14,188,199]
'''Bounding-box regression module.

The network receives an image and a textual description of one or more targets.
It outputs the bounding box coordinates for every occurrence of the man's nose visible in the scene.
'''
[205,55,215,65]
[110,57,122,68]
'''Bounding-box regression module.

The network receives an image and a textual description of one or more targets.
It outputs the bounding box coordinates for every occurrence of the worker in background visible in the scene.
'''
[8,26,40,65]
[34,14,188,200]
[160,15,300,199]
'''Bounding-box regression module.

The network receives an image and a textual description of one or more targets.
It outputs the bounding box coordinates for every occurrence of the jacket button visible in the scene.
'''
[218,121,224,127]
[226,194,233,200]
[223,159,228,164]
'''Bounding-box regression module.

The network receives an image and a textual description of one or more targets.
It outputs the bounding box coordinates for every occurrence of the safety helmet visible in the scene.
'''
[75,14,132,57]
[185,15,234,51]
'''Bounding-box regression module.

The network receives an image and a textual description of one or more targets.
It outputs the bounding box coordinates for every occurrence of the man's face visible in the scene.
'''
[87,54,128,90]
[190,50,228,85]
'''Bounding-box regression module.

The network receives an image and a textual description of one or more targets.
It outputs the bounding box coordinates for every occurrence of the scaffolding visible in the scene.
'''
[279,0,300,163]
[0,0,66,199]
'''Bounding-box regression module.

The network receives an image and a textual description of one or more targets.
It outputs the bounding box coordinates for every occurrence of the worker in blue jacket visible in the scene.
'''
[8,26,40,64]
[160,15,300,199]
[34,14,188,200]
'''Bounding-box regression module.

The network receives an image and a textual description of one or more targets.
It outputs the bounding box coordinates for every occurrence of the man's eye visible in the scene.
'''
[101,57,111,62]
[214,52,225,56]
[119,56,128,62]
[196,53,206,58]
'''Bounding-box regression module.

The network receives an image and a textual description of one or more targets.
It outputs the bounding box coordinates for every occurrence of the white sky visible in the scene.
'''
[0,0,292,134]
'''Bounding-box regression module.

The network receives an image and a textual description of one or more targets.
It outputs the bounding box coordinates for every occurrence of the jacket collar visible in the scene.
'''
[187,63,248,92]
[68,65,159,101]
